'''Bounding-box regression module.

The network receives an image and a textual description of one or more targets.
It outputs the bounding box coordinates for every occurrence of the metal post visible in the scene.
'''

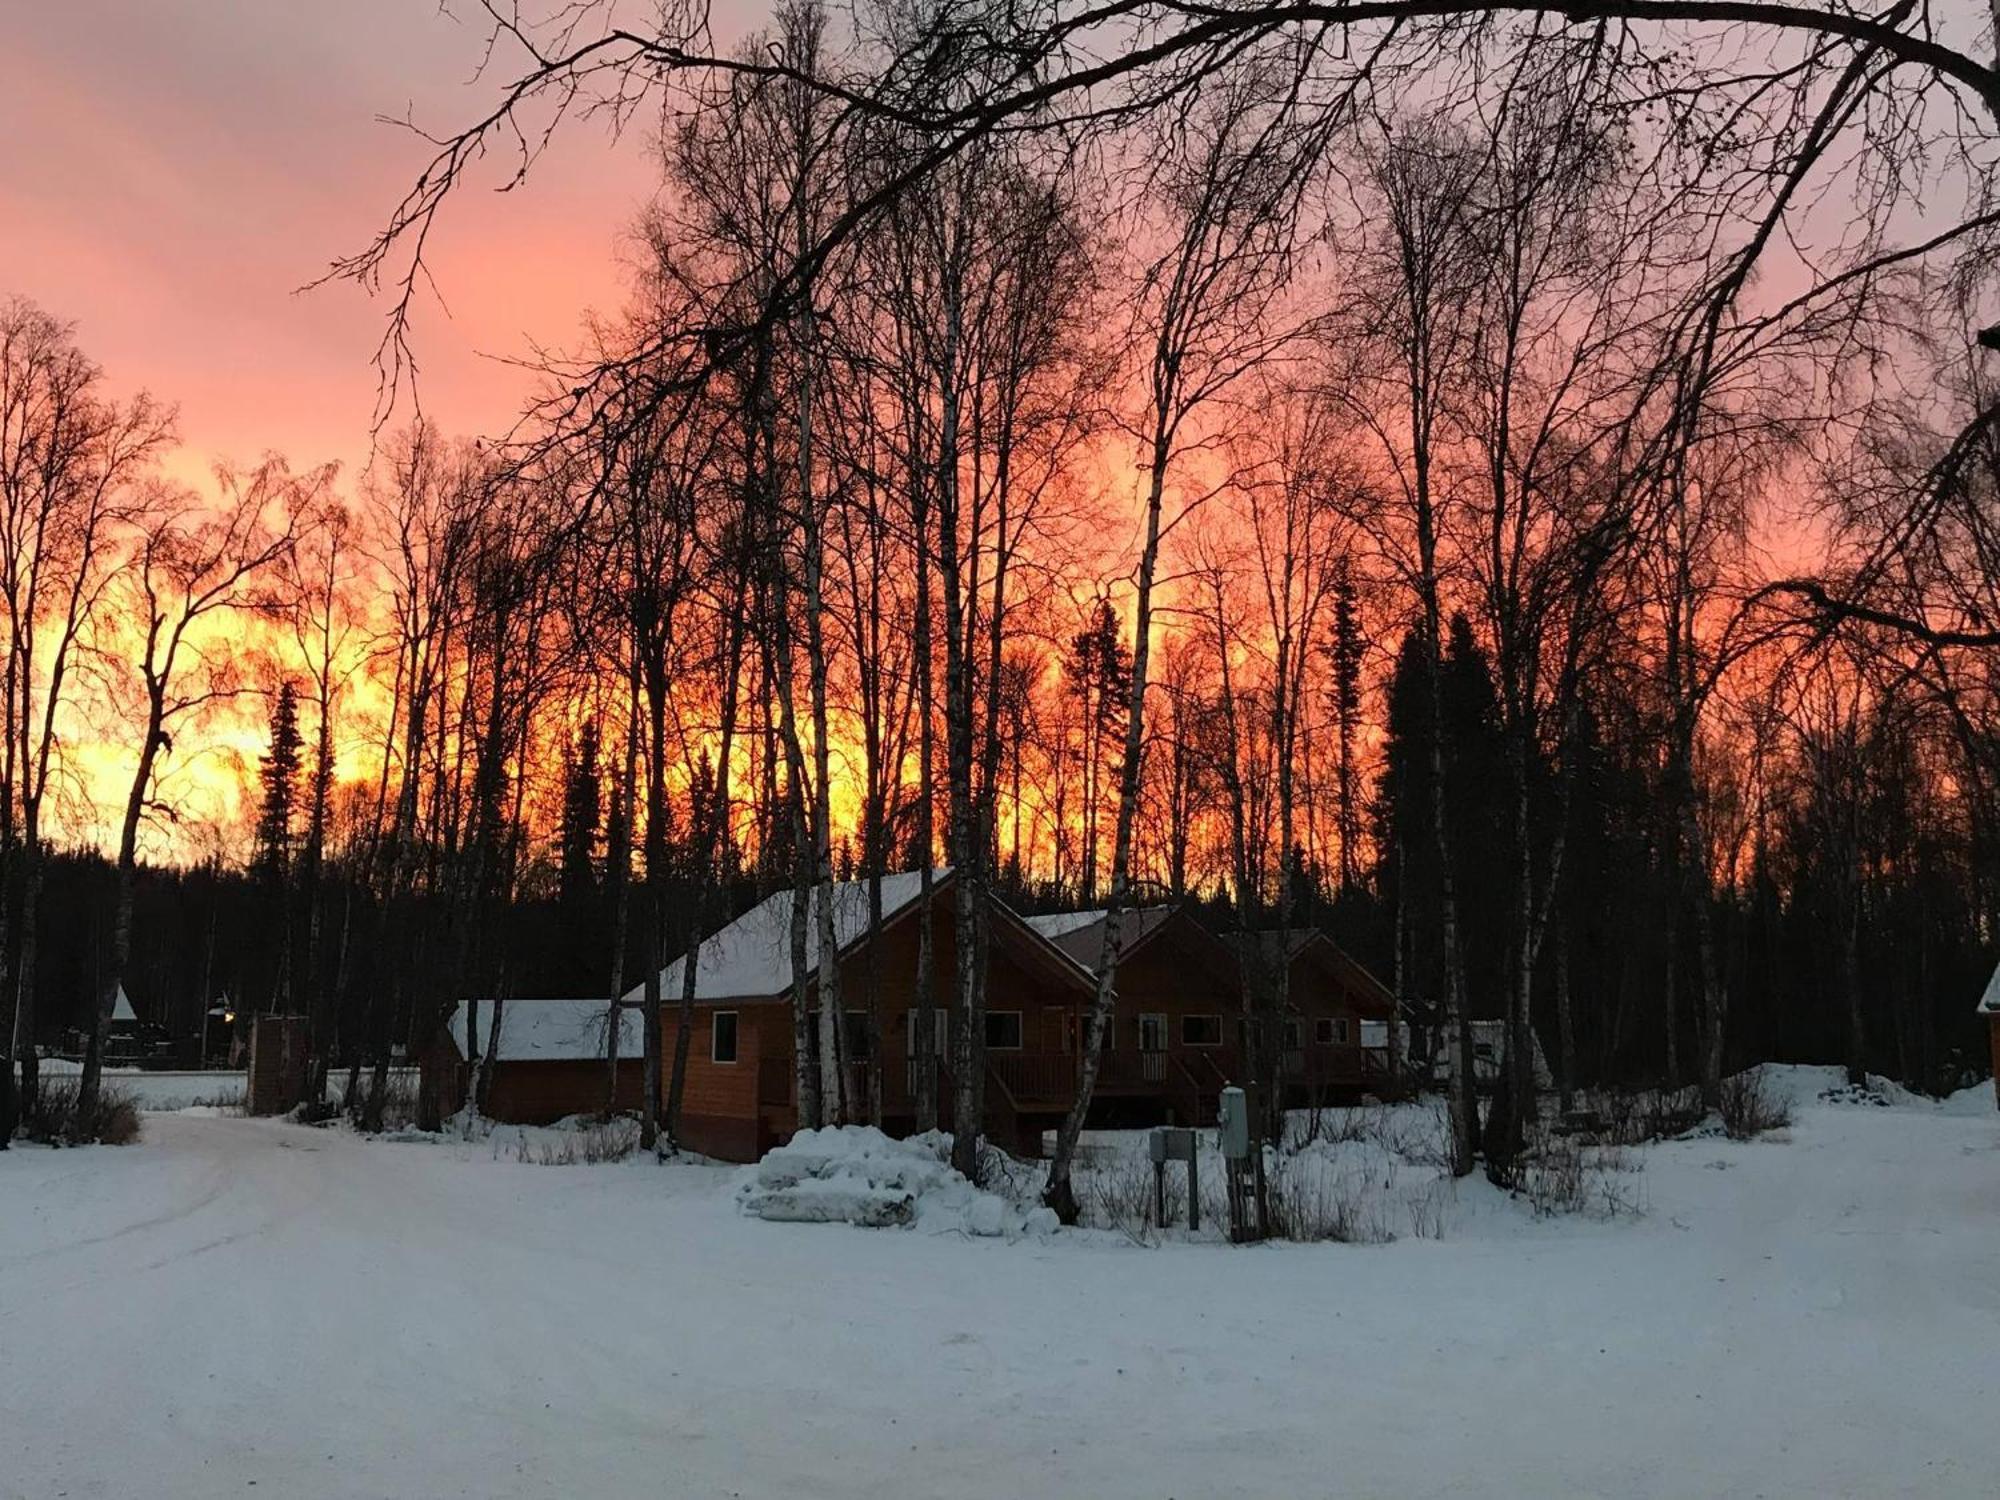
[1187,1147,1198,1233]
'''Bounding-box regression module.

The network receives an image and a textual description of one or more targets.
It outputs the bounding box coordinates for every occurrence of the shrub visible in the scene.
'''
[1508,1131,1643,1219]
[23,1078,142,1146]
[1718,1067,1791,1140]
[96,1095,143,1145]
[1266,1156,1393,1244]
[1403,1179,1452,1240]
[1593,1084,1706,1146]
[348,1069,419,1133]
[514,1117,641,1165]
[1079,1153,1180,1244]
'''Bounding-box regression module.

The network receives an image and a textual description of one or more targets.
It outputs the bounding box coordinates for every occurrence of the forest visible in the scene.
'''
[1,2,1995,1208]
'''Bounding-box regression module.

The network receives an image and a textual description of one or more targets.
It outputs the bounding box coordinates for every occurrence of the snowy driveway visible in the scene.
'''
[3,1084,1998,1498]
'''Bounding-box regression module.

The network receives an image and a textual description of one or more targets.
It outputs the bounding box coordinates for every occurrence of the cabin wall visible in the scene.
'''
[675,1003,770,1163]
[1106,941,1239,1051]
[435,1056,645,1126]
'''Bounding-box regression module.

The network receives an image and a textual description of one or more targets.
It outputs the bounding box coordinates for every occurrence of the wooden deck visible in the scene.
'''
[753,1040,1397,1148]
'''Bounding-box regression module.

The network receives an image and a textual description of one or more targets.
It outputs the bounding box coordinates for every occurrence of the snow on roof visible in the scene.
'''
[1023,910,1108,941]
[110,985,136,1023]
[448,998,642,1062]
[1023,907,1176,968]
[639,870,948,1006]
[1978,961,2000,1015]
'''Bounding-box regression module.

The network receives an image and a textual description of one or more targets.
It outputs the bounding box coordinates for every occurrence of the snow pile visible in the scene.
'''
[738,1126,1058,1237]
[1753,1063,1923,1112]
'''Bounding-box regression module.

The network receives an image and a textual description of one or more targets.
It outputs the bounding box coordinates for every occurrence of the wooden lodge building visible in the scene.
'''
[428,869,1400,1161]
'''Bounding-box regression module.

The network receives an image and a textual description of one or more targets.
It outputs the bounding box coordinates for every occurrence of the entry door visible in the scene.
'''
[1042,1007,1072,1054]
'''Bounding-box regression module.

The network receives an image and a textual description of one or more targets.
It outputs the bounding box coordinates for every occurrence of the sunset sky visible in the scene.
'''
[1,1,688,486]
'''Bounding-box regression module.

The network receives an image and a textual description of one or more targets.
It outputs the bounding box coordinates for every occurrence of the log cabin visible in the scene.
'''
[1025,909,1402,1123]
[633,869,1101,1160]
[424,998,647,1124]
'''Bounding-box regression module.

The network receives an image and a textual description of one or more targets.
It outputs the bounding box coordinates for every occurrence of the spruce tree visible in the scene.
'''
[254,681,302,881]
[559,720,602,909]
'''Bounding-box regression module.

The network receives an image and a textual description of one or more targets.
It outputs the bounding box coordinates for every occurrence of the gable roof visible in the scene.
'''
[1239,928,1397,1014]
[638,869,1098,1006]
[634,869,943,1006]
[110,984,137,1023]
[1023,906,1178,970]
[1978,960,2000,1016]
[447,997,642,1062]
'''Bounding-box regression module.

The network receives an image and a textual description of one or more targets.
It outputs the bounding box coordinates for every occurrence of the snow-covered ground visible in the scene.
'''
[3,1066,1997,1498]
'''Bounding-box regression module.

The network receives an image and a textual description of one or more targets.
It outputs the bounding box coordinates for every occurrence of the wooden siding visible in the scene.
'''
[426,1052,647,1125]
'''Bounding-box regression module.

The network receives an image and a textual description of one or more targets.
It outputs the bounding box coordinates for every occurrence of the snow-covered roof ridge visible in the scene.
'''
[639,869,951,1006]
[1023,906,1179,969]
[1022,909,1109,941]
[1977,960,2000,1014]
[447,997,642,1062]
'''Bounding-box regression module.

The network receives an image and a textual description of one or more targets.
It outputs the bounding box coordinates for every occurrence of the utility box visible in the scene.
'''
[1217,1084,1268,1243]
[1148,1126,1196,1164]
[1218,1086,1250,1159]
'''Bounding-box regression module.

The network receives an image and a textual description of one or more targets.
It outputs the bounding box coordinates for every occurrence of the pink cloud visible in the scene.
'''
[0,0,662,483]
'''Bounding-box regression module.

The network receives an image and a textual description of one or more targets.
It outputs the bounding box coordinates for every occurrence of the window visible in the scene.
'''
[844,1011,874,1062]
[711,1011,739,1064]
[984,1011,1024,1051]
[1138,1013,1168,1052]
[1181,1014,1223,1047]
[1317,1017,1351,1046]
[905,1008,949,1057]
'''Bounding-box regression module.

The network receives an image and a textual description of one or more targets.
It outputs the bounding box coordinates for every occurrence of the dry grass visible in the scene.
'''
[1586,1084,1707,1146]
[1506,1129,1645,1219]
[512,1118,641,1165]
[350,1070,419,1133]
[1266,1156,1394,1244]
[23,1078,142,1146]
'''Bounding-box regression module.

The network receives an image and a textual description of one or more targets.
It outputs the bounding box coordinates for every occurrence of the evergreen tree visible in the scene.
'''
[1067,597,1131,898]
[254,681,302,881]
[1328,556,1365,894]
[559,720,602,909]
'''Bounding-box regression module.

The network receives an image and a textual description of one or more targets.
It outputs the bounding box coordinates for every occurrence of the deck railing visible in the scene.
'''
[756,1038,1383,1121]
[987,1050,1078,1105]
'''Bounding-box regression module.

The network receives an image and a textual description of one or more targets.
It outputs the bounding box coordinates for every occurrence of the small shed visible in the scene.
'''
[1978,962,2000,1109]
[425,999,646,1124]
[246,1015,310,1115]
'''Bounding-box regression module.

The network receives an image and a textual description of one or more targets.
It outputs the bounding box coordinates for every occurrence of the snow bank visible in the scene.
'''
[738,1126,1058,1237]
[1754,1063,1927,1112]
